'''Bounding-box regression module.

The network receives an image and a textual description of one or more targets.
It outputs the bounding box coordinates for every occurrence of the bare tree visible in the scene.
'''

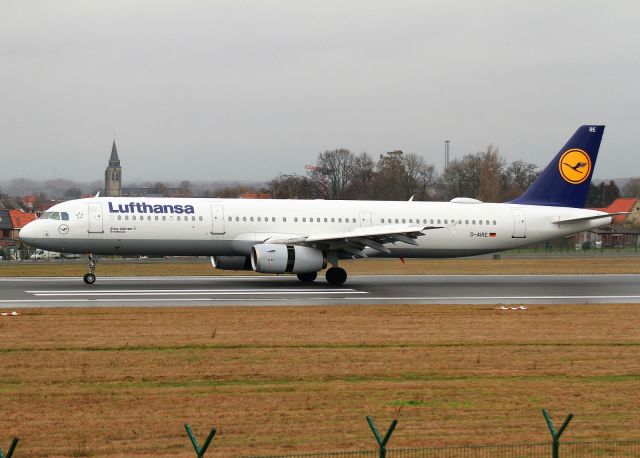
[179,180,193,197]
[63,187,82,198]
[439,152,484,200]
[370,150,436,200]
[403,153,437,200]
[268,173,318,199]
[478,145,504,202]
[308,149,356,199]
[622,178,640,198]
[502,160,539,200]
[345,152,375,199]
[372,150,406,200]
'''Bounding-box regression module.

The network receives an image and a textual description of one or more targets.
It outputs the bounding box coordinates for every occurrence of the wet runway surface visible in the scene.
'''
[1,274,640,307]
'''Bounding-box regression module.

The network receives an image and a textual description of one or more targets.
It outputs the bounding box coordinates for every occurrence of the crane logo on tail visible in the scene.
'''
[559,149,591,184]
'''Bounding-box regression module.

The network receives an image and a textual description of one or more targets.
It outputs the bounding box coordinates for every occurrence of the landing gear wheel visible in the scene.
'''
[297,272,318,282]
[84,254,97,285]
[325,267,347,285]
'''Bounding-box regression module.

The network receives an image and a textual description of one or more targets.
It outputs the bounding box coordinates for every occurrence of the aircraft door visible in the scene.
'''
[359,211,372,227]
[88,203,104,233]
[210,205,225,235]
[511,209,526,238]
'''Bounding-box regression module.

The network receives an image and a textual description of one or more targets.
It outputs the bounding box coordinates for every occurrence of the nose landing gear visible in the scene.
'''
[83,254,96,284]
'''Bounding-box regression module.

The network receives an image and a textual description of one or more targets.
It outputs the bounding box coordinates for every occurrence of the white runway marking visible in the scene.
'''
[26,288,365,297]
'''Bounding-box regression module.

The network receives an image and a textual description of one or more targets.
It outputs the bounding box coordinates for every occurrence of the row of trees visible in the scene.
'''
[263,147,540,202]
[239,148,637,206]
[6,150,639,206]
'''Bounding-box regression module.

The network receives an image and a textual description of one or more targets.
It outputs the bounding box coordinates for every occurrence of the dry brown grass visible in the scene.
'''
[1,304,640,457]
[2,256,640,277]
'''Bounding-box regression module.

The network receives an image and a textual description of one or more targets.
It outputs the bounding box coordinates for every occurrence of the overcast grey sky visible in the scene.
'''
[1,1,638,182]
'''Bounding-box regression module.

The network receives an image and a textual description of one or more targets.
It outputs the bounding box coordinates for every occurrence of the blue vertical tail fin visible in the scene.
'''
[510,125,605,208]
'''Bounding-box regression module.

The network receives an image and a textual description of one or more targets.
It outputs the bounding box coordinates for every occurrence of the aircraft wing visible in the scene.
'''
[264,224,443,255]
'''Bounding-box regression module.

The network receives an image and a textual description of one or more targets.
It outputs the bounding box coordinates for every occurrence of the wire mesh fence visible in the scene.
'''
[562,440,640,457]
[249,451,377,458]
[250,441,640,458]
[388,443,551,457]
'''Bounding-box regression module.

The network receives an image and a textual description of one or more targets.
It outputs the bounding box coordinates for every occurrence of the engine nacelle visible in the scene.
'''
[210,256,252,271]
[251,244,326,274]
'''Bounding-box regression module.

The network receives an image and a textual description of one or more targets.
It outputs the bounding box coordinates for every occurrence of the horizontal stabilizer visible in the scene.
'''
[552,212,628,225]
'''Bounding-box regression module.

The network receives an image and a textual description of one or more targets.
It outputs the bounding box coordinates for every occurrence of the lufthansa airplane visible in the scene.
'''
[20,126,621,285]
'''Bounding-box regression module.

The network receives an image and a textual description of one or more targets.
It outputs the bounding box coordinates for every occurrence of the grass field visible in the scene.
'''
[1,303,640,457]
[2,256,640,277]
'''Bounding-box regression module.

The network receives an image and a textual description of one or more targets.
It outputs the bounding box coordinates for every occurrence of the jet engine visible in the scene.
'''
[210,256,252,271]
[251,244,326,274]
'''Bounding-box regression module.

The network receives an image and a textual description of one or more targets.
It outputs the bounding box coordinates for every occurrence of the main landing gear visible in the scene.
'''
[83,254,97,285]
[296,267,347,285]
[297,272,317,282]
[325,267,347,286]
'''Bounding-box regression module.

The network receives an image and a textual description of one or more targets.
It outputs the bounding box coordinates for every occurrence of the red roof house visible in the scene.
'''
[8,210,37,229]
[591,197,638,224]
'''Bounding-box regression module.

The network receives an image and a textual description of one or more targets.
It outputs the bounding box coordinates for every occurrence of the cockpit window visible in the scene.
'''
[39,211,68,220]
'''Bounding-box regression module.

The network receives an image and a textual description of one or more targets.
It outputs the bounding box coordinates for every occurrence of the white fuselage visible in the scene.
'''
[20,197,610,258]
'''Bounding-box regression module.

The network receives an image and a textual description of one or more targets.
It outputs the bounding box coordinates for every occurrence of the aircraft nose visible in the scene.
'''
[19,220,37,244]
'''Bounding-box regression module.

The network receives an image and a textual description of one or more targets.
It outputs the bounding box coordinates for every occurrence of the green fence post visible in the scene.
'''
[543,409,573,458]
[0,438,19,458]
[366,416,398,458]
[185,424,217,458]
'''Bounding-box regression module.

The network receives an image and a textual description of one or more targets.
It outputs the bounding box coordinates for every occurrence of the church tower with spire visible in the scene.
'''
[104,140,122,197]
